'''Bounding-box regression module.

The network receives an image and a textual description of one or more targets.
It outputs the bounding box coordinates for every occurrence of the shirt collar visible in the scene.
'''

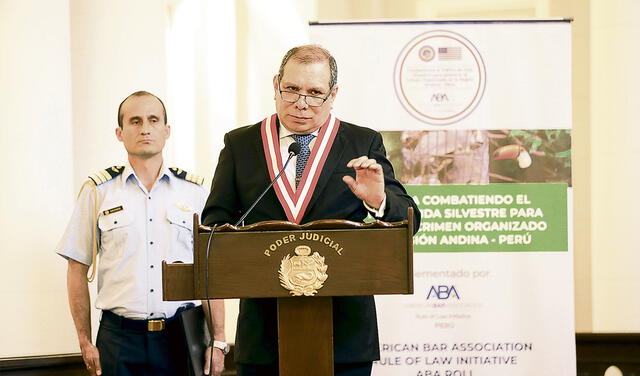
[121,161,171,185]
[278,122,320,140]
[121,162,136,182]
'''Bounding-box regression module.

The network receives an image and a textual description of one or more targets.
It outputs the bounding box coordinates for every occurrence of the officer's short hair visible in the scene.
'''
[117,91,167,128]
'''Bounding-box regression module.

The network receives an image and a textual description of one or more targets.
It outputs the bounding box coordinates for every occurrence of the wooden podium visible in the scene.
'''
[163,208,414,376]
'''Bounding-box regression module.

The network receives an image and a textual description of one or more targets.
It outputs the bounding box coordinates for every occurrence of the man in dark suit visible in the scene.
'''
[202,44,420,376]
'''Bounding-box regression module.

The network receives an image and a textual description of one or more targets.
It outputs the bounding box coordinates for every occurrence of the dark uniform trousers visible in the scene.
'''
[97,310,189,376]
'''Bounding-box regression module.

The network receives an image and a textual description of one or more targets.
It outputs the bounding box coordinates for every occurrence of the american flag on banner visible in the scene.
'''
[438,46,462,60]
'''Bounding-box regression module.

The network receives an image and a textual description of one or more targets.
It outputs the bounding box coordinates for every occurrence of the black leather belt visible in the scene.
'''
[101,310,177,332]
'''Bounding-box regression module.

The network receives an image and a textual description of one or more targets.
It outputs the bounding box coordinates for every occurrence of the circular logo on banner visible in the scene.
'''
[394,30,486,126]
[418,45,436,62]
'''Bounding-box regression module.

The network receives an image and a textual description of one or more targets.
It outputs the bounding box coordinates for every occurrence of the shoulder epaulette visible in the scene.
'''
[169,167,205,185]
[88,166,125,186]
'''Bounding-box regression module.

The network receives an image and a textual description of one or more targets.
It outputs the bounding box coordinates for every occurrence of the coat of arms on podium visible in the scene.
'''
[279,245,328,296]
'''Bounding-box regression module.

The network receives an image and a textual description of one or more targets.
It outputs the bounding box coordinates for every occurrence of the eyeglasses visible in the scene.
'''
[278,84,333,107]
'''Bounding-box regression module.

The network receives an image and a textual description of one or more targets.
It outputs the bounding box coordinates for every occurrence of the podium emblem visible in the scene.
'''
[279,245,328,296]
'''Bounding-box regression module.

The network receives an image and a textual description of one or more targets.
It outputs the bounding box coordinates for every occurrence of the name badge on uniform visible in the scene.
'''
[102,206,123,216]
[175,203,194,212]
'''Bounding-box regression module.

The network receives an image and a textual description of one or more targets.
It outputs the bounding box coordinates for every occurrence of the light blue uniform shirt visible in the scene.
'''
[56,164,207,319]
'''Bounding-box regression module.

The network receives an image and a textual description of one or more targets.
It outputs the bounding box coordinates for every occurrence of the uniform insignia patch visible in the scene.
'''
[169,167,205,185]
[88,166,125,185]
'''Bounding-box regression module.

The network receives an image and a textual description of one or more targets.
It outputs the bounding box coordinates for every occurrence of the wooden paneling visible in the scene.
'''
[576,333,640,376]
[0,349,237,376]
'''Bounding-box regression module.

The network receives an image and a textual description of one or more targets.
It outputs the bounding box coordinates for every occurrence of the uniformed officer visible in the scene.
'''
[56,91,227,376]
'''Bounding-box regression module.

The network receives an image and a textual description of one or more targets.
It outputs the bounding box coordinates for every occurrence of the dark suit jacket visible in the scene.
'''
[202,118,420,364]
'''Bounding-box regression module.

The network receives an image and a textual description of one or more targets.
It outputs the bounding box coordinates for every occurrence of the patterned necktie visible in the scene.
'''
[290,134,316,187]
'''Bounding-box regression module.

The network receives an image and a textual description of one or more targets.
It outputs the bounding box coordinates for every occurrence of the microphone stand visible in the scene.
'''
[234,148,298,226]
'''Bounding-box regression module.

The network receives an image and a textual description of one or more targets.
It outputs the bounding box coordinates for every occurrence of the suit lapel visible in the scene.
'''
[304,123,346,216]
[253,125,272,185]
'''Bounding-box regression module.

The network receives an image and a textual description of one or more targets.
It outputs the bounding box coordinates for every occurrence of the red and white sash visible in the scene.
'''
[260,113,340,224]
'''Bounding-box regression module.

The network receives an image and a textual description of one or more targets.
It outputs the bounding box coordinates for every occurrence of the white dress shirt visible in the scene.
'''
[277,123,386,216]
[278,125,319,190]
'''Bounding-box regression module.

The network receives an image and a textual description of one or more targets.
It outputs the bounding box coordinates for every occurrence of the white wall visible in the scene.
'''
[165,0,238,175]
[0,0,171,357]
[235,0,314,126]
[590,0,640,331]
[0,0,76,357]
[69,0,169,185]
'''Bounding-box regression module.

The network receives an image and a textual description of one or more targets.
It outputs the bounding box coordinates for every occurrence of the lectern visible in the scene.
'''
[163,208,414,376]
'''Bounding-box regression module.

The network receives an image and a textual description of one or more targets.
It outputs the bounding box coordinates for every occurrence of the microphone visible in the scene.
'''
[234,142,301,226]
[288,141,301,157]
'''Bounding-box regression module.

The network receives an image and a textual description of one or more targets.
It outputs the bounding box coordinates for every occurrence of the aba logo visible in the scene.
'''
[430,93,449,102]
[427,285,460,300]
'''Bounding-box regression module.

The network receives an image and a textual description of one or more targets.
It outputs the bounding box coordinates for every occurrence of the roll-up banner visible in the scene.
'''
[311,20,575,376]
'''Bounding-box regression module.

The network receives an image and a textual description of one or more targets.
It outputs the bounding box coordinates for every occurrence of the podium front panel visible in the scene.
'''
[192,226,411,299]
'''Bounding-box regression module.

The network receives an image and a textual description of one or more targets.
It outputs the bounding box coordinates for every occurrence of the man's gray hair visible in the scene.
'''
[277,44,337,89]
